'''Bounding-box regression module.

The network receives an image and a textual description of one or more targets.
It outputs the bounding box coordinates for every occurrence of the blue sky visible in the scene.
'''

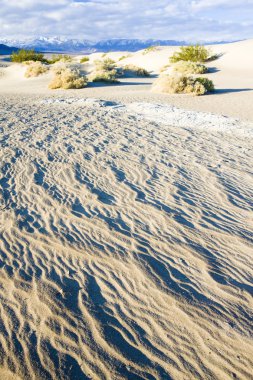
[0,0,253,41]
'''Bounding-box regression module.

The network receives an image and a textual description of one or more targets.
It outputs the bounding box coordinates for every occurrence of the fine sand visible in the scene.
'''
[0,40,253,380]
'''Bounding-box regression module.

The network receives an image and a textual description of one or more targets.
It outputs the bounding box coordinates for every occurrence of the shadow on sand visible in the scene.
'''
[214,88,253,94]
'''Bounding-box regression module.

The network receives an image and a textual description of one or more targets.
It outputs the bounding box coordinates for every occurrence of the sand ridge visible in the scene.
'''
[0,94,252,379]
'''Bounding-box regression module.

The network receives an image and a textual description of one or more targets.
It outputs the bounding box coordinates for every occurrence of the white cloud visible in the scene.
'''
[0,0,252,41]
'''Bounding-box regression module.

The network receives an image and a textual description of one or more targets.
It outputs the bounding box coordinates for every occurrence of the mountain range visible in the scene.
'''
[0,37,233,54]
[0,43,19,55]
[0,37,191,53]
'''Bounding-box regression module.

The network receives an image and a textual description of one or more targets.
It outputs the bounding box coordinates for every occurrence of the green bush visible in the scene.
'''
[11,49,46,63]
[170,44,211,63]
[173,61,208,74]
[152,74,215,96]
[80,56,89,63]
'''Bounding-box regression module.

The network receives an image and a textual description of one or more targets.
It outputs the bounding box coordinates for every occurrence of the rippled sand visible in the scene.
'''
[0,93,252,380]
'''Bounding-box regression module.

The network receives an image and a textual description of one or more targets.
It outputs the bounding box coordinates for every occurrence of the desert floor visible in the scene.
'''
[0,40,253,380]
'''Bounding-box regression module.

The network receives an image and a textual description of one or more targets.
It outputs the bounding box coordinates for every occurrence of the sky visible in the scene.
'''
[0,0,253,41]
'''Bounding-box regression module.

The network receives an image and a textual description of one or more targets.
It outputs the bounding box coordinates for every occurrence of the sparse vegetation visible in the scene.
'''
[49,64,87,89]
[89,69,119,83]
[143,45,159,55]
[94,58,116,71]
[121,64,150,77]
[118,55,131,61]
[47,54,72,64]
[195,77,215,92]
[160,64,170,73]
[11,49,46,63]
[24,61,49,78]
[170,44,211,63]
[152,74,215,96]
[90,58,118,83]
[80,56,89,63]
[173,61,208,75]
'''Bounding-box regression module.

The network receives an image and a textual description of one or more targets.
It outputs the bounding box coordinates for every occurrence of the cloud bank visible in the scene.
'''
[0,0,253,41]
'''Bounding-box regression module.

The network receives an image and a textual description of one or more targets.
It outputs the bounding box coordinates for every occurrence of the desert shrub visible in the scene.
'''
[118,54,131,61]
[90,58,118,82]
[11,49,46,63]
[24,61,49,78]
[49,65,87,89]
[80,56,89,63]
[195,77,215,92]
[170,44,211,63]
[121,64,150,77]
[173,60,208,74]
[143,45,158,55]
[47,54,72,64]
[90,69,118,83]
[94,58,116,71]
[152,74,214,96]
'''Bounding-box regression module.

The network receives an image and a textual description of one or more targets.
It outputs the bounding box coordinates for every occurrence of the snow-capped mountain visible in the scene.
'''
[0,37,93,53]
[93,38,187,51]
[0,36,232,53]
[0,37,187,53]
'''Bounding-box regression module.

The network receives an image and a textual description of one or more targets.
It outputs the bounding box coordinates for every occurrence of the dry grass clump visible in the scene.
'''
[173,60,208,74]
[90,58,118,83]
[89,69,119,83]
[170,44,211,63]
[24,61,49,78]
[121,64,150,77]
[94,58,116,71]
[152,74,214,96]
[49,64,87,89]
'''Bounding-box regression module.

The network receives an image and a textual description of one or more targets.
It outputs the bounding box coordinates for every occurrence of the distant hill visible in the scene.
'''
[0,44,18,55]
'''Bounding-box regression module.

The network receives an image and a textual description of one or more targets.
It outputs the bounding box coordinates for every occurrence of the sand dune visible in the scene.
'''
[0,40,253,379]
[1,40,253,121]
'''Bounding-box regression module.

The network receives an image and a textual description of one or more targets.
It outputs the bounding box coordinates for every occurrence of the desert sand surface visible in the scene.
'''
[0,40,253,380]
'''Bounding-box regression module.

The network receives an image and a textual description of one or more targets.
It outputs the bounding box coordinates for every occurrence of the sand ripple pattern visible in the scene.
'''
[0,96,252,380]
